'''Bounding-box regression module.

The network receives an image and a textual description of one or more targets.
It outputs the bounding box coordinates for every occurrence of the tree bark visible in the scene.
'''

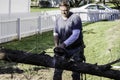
[0,48,120,80]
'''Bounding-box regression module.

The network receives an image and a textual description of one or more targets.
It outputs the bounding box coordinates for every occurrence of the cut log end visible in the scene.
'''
[0,52,5,59]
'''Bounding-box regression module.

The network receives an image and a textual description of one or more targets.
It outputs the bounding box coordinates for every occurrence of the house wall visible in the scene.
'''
[0,0,9,14]
[0,0,30,15]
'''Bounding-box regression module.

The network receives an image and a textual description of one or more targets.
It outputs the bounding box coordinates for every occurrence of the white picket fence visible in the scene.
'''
[71,9,120,22]
[0,12,56,43]
[0,10,120,43]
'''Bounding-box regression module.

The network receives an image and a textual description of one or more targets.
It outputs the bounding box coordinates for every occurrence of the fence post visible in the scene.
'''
[17,18,21,40]
[38,16,42,34]
[0,18,1,43]
[9,0,11,15]
[87,10,91,22]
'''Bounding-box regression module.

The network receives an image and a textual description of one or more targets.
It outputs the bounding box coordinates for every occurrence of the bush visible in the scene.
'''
[38,1,50,8]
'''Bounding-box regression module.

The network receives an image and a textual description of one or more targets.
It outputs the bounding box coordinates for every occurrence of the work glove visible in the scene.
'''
[57,43,66,49]
[54,47,72,59]
[54,47,67,56]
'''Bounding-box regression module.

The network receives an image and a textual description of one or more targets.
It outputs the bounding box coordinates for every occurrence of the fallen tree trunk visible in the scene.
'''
[0,48,120,80]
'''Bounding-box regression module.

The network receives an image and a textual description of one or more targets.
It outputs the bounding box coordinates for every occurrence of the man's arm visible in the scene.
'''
[53,33,59,47]
[64,29,80,47]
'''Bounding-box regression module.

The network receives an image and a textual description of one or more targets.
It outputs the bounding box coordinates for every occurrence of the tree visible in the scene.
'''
[69,0,93,7]
[31,0,39,7]
[69,0,87,7]
[103,0,105,4]
[0,48,120,80]
[96,0,120,9]
[87,0,91,4]
[109,0,120,9]
[95,0,106,4]
[38,1,50,7]
[100,0,102,2]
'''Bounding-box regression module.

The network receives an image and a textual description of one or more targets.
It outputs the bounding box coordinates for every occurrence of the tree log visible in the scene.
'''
[0,48,120,80]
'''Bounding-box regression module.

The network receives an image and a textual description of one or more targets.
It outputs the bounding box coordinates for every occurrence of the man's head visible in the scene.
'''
[59,1,70,18]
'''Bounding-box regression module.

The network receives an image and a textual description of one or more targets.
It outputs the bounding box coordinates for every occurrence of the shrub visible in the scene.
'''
[38,1,50,8]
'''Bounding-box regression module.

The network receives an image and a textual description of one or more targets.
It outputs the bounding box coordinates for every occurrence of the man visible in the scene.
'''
[53,1,85,80]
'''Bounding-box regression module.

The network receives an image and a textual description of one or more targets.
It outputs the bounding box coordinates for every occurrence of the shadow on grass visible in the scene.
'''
[0,62,49,74]
[0,67,23,74]
[33,66,50,71]
[83,29,96,34]
[82,22,93,26]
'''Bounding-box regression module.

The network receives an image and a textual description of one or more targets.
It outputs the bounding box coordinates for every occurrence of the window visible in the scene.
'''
[86,5,97,10]
[97,5,105,10]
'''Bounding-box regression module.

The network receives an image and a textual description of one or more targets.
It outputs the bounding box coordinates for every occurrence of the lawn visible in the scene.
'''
[31,7,59,12]
[0,20,120,80]
[0,31,54,54]
[30,3,118,12]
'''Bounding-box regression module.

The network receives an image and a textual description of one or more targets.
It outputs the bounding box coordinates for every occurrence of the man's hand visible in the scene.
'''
[54,47,66,56]
[54,47,72,59]
[58,43,66,48]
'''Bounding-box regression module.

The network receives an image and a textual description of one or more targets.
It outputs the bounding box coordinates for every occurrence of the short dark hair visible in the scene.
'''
[59,1,70,7]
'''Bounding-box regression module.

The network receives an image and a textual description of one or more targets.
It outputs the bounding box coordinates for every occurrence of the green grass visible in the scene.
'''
[83,20,120,64]
[31,7,59,12]
[0,31,54,54]
[0,20,120,80]
[83,20,120,80]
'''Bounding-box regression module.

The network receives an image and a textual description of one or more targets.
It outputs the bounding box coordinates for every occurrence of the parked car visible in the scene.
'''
[71,4,120,21]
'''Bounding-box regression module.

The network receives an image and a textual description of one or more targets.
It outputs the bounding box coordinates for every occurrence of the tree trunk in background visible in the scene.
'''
[69,0,83,7]
[87,0,90,4]
[0,48,120,80]
[110,0,120,9]
[103,0,105,4]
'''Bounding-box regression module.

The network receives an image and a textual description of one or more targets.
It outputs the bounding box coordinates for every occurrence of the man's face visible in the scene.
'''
[59,6,70,18]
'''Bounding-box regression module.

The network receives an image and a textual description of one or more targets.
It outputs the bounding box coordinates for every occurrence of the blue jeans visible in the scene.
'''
[53,69,80,80]
[53,47,84,80]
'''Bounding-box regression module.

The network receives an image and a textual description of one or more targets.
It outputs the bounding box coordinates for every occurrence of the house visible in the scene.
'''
[0,0,30,15]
